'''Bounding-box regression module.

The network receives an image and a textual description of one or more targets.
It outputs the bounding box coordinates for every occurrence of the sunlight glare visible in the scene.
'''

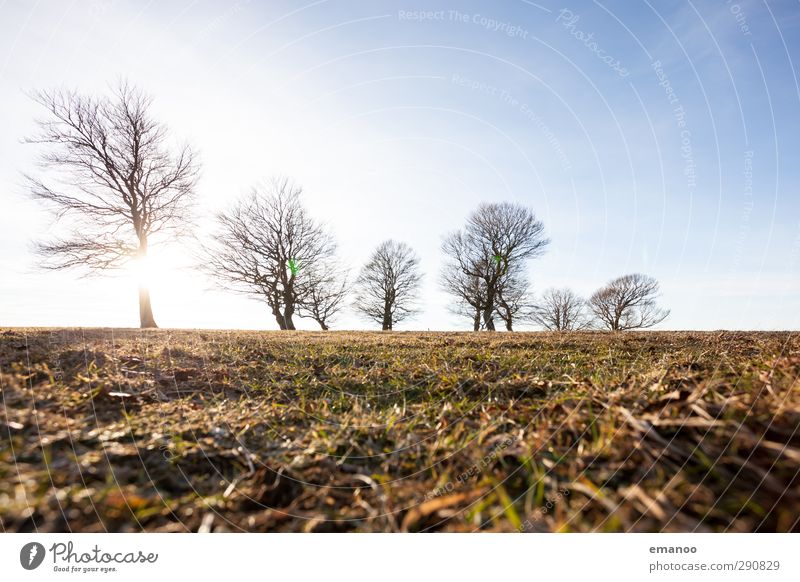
[130,255,155,289]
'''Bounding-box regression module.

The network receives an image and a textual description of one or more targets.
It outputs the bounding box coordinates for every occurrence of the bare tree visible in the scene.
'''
[442,202,548,331]
[588,274,669,331]
[25,82,199,328]
[533,287,589,331]
[297,261,349,330]
[353,240,422,330]
[204,178,345,330]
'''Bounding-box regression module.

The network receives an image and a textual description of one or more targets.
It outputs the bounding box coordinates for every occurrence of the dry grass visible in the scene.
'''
[1,328,798,532]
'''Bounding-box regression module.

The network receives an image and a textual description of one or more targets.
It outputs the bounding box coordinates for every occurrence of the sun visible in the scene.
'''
[114,246,216,327]
[126,249,188,304]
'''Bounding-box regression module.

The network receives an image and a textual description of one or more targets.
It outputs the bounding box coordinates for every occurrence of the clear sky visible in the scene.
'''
[1,0,799,330]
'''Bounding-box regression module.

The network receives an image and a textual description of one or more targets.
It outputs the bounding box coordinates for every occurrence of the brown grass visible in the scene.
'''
[1,328,798,532]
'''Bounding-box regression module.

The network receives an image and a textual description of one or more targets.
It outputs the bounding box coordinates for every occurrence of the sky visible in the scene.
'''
[1,0,799,330]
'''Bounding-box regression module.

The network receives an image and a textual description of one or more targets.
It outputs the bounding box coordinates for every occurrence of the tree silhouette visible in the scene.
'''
[25,82,198,328]
[442,202,548,331]
[205,178,346,330]
[353,240,422,330]
[588,274,669,331]
[533,287,590,331]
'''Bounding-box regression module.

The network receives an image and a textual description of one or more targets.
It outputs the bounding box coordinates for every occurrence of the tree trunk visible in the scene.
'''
[382,301,392,331]
[135,237,157,329]
[282,279,296,330]
[473,308,481,332]
[318,320,329,331]
[483,289,496,331]
[138,285,157,328]
[272,305,287,330]
[283,306,296,330]
[503,304,514,331]
[612,307,622,331]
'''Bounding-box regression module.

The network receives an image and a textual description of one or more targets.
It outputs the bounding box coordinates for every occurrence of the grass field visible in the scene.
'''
[1,328,798,532]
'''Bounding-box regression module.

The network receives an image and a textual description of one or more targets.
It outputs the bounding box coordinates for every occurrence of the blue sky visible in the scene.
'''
[1,0,799,330]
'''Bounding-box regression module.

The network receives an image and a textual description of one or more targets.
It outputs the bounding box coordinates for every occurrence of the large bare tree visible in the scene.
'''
[353,240,422,330]
[533,287,590,331]
[25,82,198,328]
[588,274,669,331]
[442,202,548,331]
[204,178,346,330]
